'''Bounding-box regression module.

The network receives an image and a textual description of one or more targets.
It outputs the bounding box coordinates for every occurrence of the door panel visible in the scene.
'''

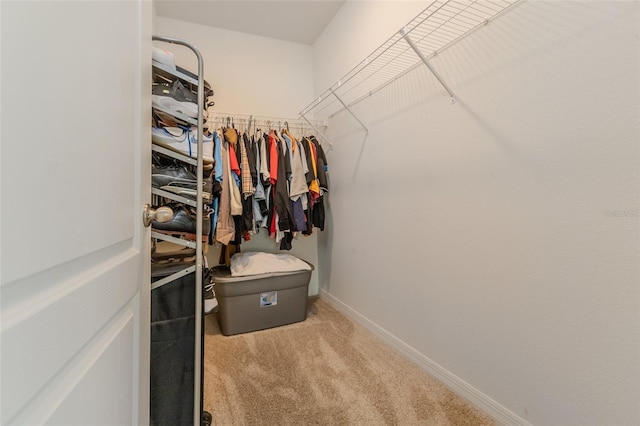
[10,301,136,425]
[2,248,140,422]
[1,0,141,285]
[0,1,151,425]
[47,310,135,426]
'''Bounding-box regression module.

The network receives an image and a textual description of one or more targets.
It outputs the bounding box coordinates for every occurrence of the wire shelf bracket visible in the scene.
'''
[299,0,523,136]
[401,28,455,103]
[299,112,334,151]
[329,88,369,133]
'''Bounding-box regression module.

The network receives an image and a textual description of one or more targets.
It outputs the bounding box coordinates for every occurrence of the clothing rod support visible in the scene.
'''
[300,113,334,151]
[401,31,455,102]
[329,88,369,133]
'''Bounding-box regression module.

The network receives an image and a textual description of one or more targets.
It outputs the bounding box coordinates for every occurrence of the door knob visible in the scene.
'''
[143,204,173,228]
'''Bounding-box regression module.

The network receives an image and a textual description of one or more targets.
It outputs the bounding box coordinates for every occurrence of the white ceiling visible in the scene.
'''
[154,1,345,45]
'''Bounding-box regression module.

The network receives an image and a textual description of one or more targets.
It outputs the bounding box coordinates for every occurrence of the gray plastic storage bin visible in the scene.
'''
[212,264,313,336]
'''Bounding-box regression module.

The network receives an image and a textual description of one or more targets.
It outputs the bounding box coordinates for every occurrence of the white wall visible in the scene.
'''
[153,16,321,294]
[314,1,640,425]
[154,16,313,116]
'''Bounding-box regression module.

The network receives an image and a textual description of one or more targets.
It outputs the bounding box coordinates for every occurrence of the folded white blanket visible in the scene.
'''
[230,252,312,277]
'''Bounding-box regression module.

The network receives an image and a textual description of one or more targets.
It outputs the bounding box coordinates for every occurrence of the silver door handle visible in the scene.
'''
[142,204,173,227]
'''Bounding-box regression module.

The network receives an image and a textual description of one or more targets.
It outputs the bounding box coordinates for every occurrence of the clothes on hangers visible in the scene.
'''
[208,130,224,245]
[289,137,308,199]
[214,134,235,246]
[208,117,328,251]
[271,137,293,234]
[259,141,270,183]
[253,134,269,231]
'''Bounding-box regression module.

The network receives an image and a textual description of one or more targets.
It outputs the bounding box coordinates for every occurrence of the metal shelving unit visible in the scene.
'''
[151,35,207,426]
[299,0,522,140]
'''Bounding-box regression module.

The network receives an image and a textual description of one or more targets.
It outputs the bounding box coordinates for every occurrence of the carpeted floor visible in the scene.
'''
[204,297,495,426]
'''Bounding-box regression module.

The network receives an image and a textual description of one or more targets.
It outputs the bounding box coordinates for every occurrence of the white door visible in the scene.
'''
[1,1,152,425]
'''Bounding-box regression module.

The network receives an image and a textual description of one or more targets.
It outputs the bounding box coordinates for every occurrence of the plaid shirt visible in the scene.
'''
[240,132,255,197]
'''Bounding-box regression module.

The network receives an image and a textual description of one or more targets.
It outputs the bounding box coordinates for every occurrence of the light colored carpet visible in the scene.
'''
[204,297,495,426]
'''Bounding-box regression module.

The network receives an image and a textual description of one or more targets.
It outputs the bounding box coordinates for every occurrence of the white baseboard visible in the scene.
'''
[319,290,531,426]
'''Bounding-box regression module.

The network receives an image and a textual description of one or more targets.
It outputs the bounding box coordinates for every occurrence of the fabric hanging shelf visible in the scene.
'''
[299,0,522,134]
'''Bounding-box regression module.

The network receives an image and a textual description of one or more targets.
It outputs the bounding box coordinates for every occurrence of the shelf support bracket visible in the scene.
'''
[401,30,455,102]
[300,113,334,151]
[151,265,197,291]
[329,88,369,133]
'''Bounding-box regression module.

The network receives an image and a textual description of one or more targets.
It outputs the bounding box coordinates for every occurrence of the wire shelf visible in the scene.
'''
[300,0,521,121]
[207,111,325,133]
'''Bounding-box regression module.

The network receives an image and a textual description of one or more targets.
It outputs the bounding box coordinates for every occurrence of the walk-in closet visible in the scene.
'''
[149,1,639,424]
[1,1,638,425]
